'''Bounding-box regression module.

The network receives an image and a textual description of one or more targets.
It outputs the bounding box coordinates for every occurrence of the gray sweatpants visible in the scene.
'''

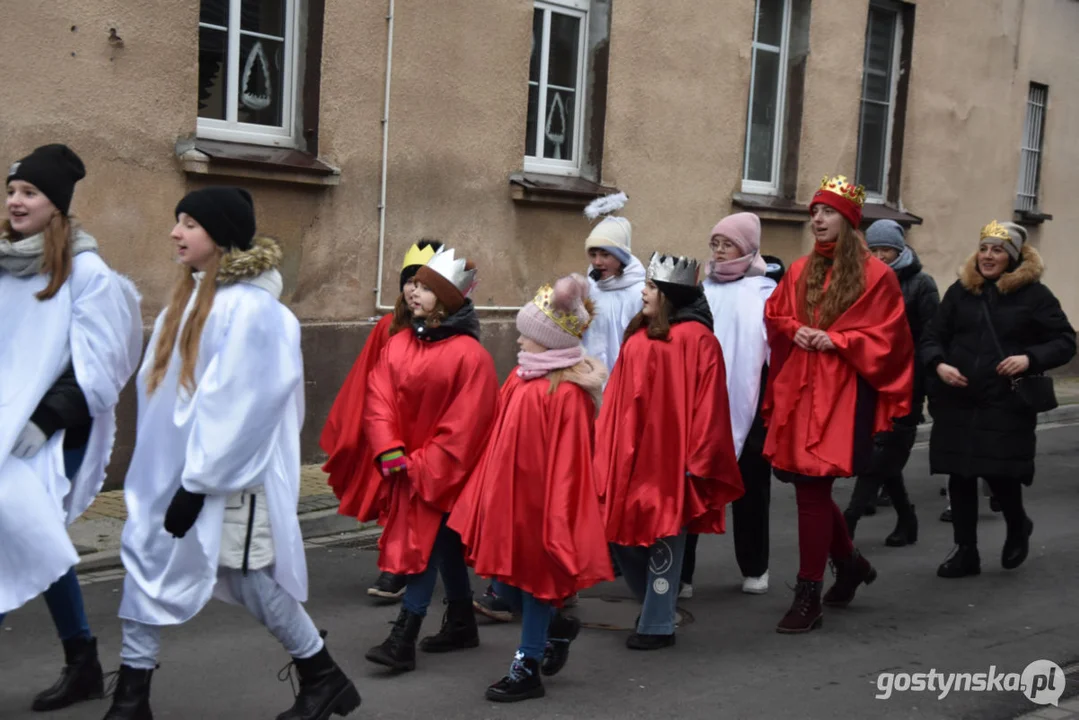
[121,567,322,669]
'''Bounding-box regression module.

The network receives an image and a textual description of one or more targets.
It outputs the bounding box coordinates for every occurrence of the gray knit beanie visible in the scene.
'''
[998,222,1027,263]
[865,220,905,253]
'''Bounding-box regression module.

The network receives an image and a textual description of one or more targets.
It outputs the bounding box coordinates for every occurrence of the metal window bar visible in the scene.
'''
[1016,84,1047,212]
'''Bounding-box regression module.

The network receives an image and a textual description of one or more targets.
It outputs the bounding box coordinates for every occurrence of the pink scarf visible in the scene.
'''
[517,346,586,380]
[706,252,767,283]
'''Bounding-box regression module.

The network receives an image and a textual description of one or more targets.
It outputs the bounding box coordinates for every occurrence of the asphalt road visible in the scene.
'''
[2,424,1078,720]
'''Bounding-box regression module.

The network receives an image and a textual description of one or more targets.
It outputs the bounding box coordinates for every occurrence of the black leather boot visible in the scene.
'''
[32,634,104,711]
[486,653,544,703]
[885,504,918,547]
[1002,517,1034,570]
[541,612,581,677]
[419,598,480,653]
[823,549,877,607]
[365,607,423,672]
[276,645,361,720]
[937,544,981,578]
[101,665,154,720]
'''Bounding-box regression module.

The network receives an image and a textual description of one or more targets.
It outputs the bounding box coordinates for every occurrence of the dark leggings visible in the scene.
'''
[948,475,1027,546]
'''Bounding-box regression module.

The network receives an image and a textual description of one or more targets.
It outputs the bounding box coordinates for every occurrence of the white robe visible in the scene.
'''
[702,275,776,458]
[118,270,307,626]
[0,252,142,614]
[582,257,646,376]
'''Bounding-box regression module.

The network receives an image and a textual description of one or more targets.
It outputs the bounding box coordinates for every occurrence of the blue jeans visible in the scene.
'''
[612,531,687,636]
[401,516,472,617]
[491,581,555,661]
[0,446,91,640]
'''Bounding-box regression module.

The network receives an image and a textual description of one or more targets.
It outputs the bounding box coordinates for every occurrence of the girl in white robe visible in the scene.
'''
[104,187,360,720]
[0,144,142,712]
[581,214,646,376]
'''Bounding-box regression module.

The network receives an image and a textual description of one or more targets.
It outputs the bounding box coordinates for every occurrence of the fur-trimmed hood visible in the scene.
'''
[959,243,1043,295]
[216,236,283,298]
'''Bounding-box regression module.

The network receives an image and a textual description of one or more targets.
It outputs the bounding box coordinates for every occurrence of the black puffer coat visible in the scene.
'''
[893,248,939,425]
[922,245,1076,480]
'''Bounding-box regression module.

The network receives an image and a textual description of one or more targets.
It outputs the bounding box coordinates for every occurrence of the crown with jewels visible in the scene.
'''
[646,252,700,287]
[530,283,590,338]
[980,220,1011,242]
[401,242,438,270]
[424,246,477,297]
[817,175,866,207]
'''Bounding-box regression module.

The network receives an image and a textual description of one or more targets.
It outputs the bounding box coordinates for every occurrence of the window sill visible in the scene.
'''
[175,138,341,187]
[860,202,923,228]
[509,172,619,209]
[1013,209,1053,226]
[731,192,808,223]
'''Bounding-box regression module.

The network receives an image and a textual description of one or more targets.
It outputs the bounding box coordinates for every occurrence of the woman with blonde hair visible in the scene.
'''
[763,176,913,634]
[106,187,359,720]
[0,144,141,712]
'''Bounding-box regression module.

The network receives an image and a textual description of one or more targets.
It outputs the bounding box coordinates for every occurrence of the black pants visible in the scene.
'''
[948,474,1027,546]
[682,446,771,584]
[846,423,917,521]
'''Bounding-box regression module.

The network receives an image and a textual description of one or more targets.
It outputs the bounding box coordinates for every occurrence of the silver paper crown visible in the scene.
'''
[425,246,477,297]
[647,252,700,287]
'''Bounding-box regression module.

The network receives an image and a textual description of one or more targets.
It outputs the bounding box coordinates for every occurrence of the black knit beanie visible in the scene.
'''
[654,280,703,309]
[6,144,86,215]
[175,186,256,251]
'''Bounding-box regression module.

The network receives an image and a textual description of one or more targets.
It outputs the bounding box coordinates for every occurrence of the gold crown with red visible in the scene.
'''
[816,175,866,207]
[531,284,590,338]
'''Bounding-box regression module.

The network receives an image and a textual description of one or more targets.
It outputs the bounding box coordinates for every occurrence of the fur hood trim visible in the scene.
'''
[217,236,282,286]
[959,243,1043,295]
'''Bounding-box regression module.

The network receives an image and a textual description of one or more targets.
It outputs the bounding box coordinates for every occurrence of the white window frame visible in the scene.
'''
[856,1,904,203]
[524,0,590,177]
[741,0,792,195]
[197,0,301,147]
[1015,83,1048,213]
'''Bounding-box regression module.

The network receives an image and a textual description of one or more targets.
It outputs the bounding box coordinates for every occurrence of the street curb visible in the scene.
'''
[915,402,1079,443]
[75,511,379,575]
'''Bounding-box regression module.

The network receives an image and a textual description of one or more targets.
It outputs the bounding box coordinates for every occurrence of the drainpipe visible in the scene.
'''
[372,0,520,313]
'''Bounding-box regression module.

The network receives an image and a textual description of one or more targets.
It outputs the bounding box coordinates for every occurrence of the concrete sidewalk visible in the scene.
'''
[67,377,1079,573]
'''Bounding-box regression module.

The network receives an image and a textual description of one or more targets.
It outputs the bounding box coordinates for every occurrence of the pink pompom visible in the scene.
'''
[552,273,589,311]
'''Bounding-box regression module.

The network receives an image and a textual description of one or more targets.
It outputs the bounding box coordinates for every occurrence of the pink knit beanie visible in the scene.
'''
[516,274,592,350]
[710,212,762,256]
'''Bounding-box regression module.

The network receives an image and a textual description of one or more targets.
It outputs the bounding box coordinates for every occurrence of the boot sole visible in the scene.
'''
[320,682,362,718]
[31,688,105,712]
[776,616,823,634]
[485,685,546,703]
[420,637,480,653]
[937,566,981,578]
[363,651,416,672]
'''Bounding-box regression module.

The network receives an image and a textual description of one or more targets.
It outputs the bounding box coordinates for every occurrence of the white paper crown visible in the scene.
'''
[425,246,477,297]
[647,252,700,287]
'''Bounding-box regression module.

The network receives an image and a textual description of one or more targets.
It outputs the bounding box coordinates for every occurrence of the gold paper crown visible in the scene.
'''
[647,252,700,287]
[980,220,1011,242]
[531,284,589,338]
[817,175,866,207]
[401,242,438,270]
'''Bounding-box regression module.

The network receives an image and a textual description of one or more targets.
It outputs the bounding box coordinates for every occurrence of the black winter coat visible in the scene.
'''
[921,245,1076,480]
[893,249,940,425]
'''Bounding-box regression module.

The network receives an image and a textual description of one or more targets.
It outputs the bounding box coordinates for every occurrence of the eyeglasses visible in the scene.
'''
[709,238,737,252]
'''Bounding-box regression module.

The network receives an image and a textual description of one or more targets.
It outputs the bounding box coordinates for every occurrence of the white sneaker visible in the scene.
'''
[742,571,769,595]
[678,583,693,599]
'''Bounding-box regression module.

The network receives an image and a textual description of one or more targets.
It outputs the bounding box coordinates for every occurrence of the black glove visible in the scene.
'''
[164,487,207,538]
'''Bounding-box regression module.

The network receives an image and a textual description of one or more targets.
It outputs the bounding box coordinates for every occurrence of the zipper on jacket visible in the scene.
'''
[242,494,256,576]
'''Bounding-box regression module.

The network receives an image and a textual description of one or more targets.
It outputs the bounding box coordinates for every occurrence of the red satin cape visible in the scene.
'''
[320,314,393,522]
[593,321,744,547]
[363,329,499,574]
[448,373,614,604]
[763,254,914,478]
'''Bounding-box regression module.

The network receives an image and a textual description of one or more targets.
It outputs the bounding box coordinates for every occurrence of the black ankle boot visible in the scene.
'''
[276,644,361,720]
[485,653,545,703]
[885,504,919,547]
[365,607,423,671]
[31,634,104,711]
[101,665,154,720]
[541,613,581,677]
[842,508,859,540]
[419,598,480,654]
[937,544,981,578]
[1002,517,1034,570]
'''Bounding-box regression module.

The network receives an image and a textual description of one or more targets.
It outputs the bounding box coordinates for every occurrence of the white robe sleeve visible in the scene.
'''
[180,295,303,496]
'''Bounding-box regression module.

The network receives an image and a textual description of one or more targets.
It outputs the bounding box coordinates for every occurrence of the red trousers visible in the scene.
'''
[794,478,854,582]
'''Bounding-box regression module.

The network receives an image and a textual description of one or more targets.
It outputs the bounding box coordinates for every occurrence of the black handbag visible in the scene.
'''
[980,301,1058,413]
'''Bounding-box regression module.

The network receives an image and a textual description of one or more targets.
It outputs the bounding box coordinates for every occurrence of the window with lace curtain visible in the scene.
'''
[197,0,300,146]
